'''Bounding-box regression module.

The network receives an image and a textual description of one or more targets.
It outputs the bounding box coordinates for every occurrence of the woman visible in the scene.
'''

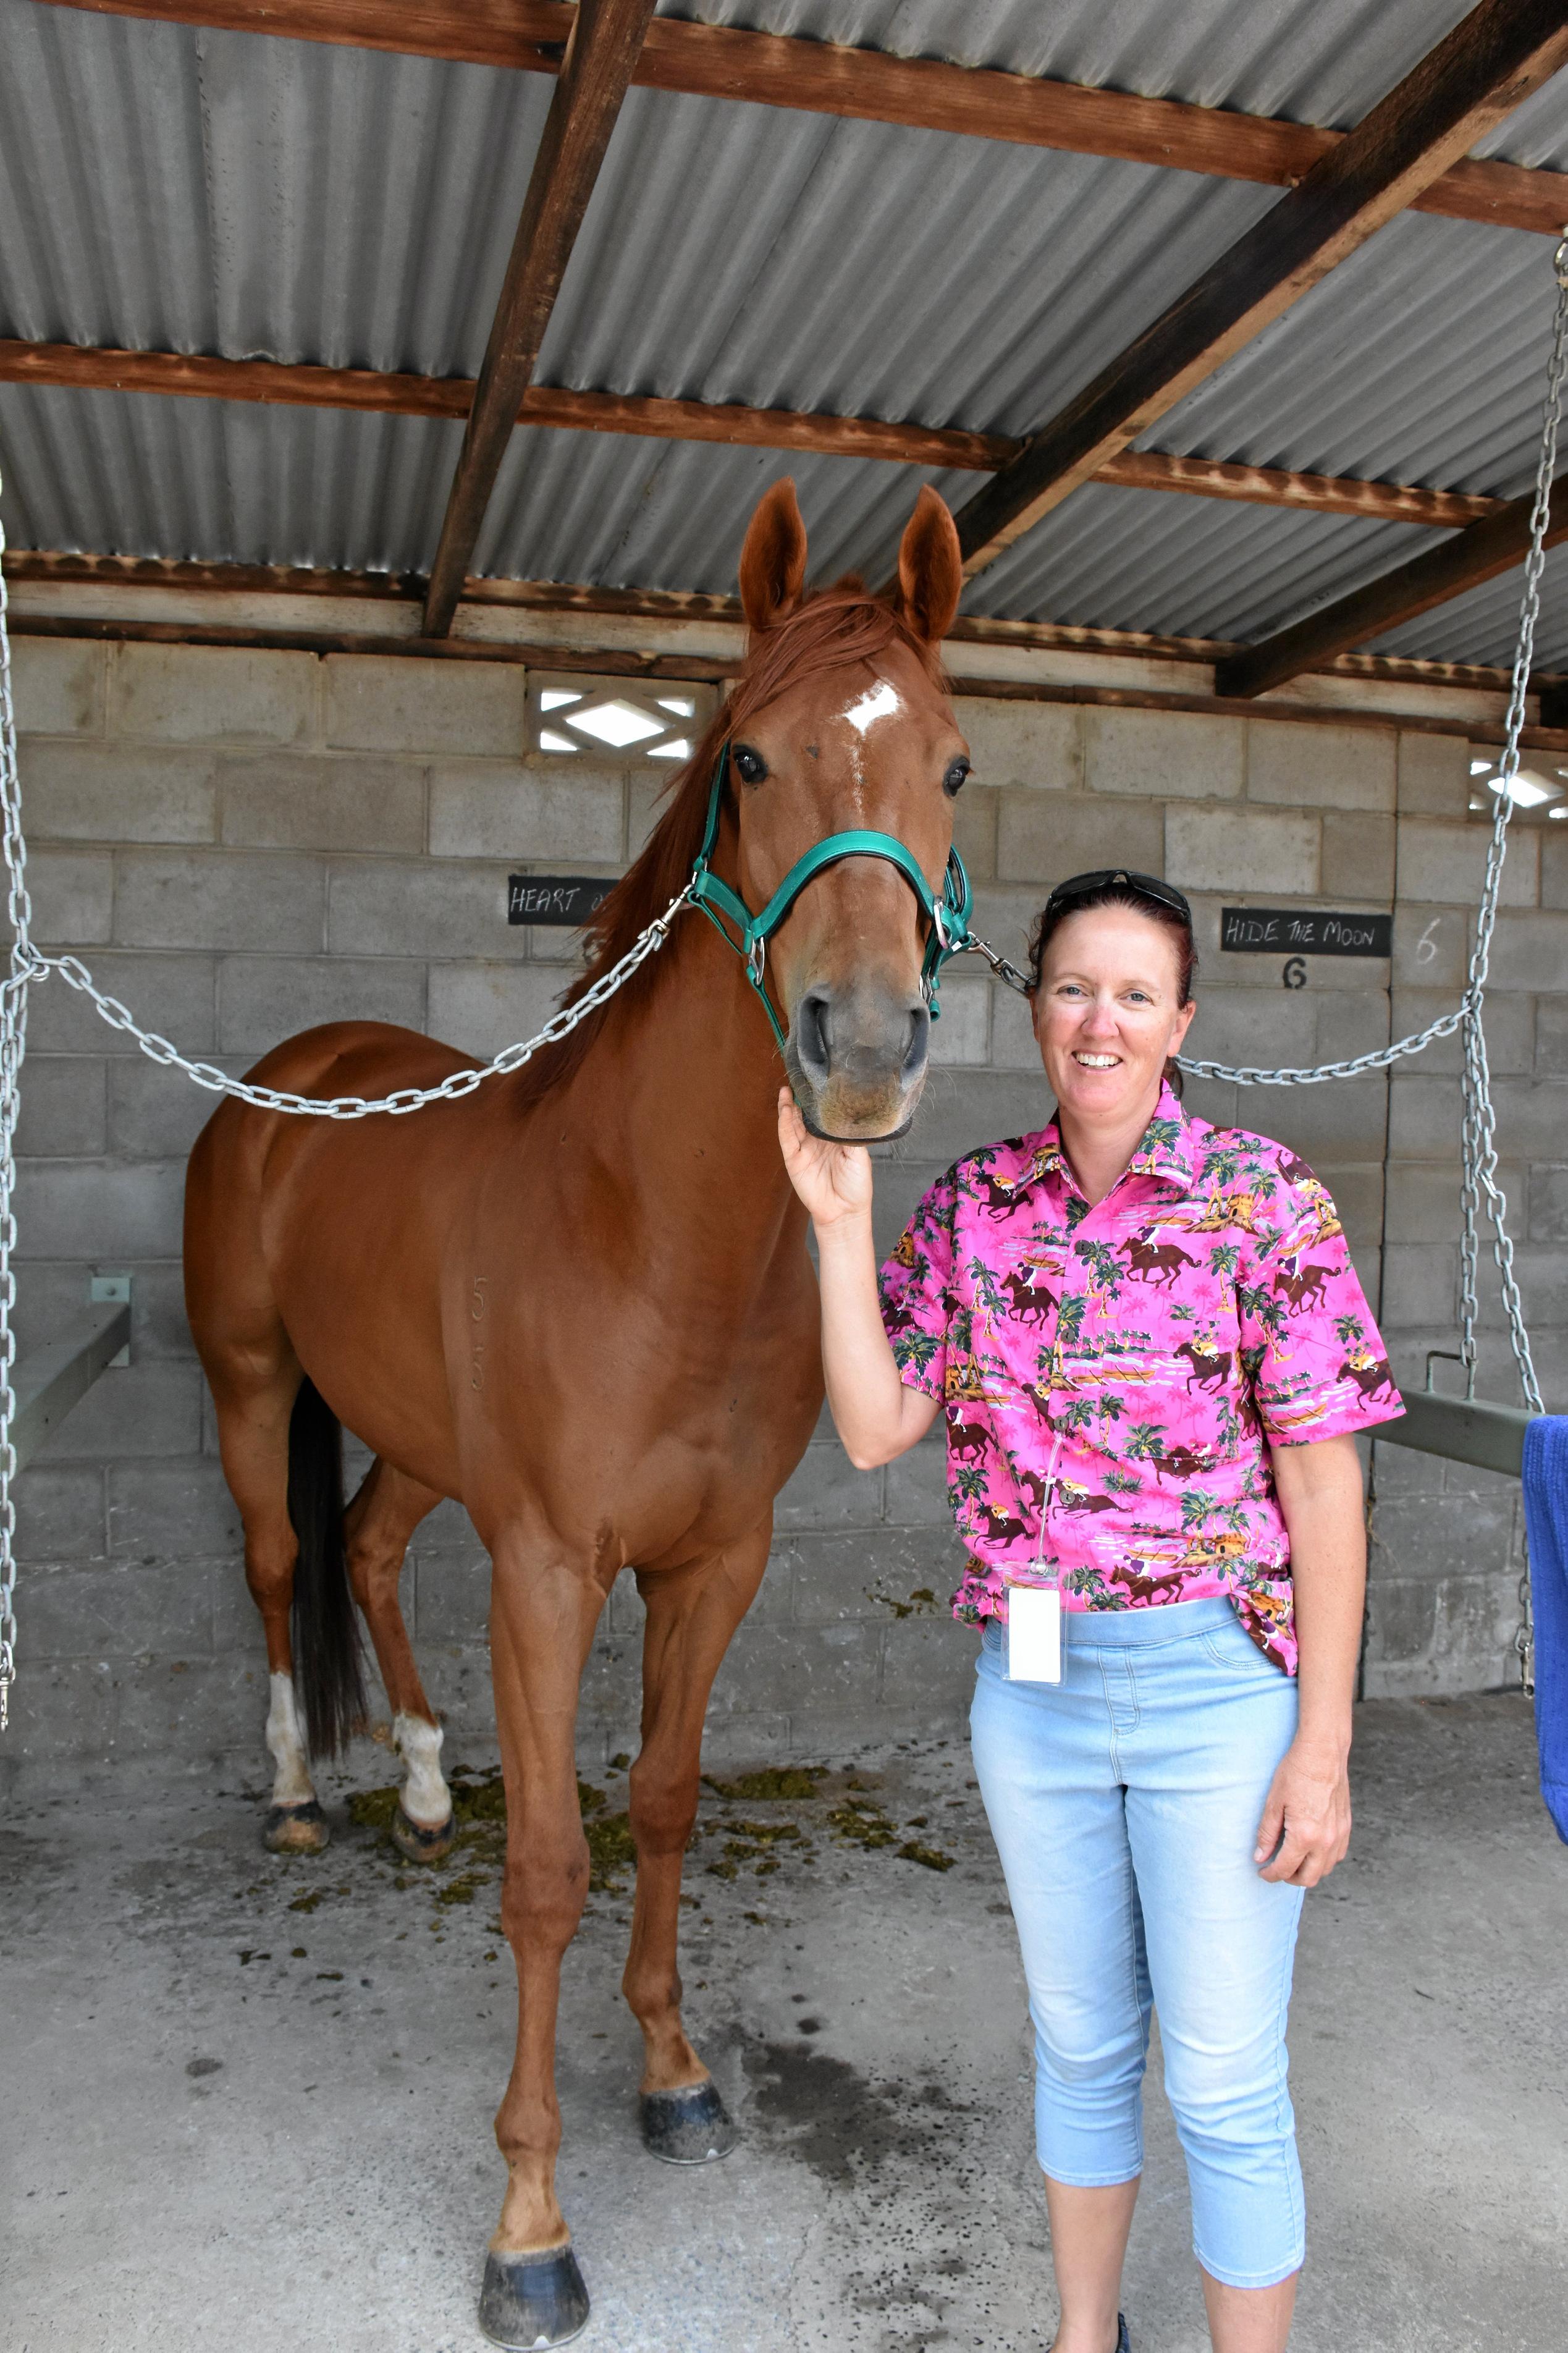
[778,869,1403,2353]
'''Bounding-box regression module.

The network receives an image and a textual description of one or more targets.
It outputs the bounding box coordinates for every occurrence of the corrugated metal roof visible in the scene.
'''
[678,1,1568,163]
[962,485,1436,644]
[678,2,1472,130]
[1138,210,1565,500]
[477,422,964,588]
[0,4,552,369]
[1368,537,1568,667]
[1,0,1566,670]
[0,382,462,573]
[540,90,1277,431]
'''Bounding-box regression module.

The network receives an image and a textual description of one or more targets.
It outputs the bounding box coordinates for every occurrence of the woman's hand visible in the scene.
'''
[777,1089,938,1467]
[777,1088,872,1228]
[1254,1739,1352,1886]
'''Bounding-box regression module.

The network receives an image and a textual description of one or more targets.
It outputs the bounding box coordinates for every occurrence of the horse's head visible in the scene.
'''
[725,479,968,1141]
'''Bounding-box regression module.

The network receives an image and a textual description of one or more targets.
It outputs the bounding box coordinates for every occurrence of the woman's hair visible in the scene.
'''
[1026,881,1199,1097]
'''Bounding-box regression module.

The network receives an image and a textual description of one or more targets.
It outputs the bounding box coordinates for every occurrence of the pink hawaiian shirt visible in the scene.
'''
[878,1083,1404,1672]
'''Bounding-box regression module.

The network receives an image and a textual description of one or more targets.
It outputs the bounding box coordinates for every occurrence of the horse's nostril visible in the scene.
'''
[902,1005,930,1079]
[796,991,832,1080]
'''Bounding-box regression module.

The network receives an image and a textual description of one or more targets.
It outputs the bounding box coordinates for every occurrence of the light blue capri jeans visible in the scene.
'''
[970,1595,1306,2291]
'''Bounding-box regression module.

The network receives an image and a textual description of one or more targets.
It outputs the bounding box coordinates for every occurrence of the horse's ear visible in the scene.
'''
[893,485,963,648]
[738,479,808,632]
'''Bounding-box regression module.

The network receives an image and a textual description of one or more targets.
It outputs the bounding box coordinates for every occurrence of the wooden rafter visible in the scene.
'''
[6,547,1549,699]
[422,0,656,636]
[952,0,1568,583]
[11,606,1564,754]
[0,339,1017,475]
[37,0,1568,237]
[1216,479,1568,696]
[0,339,1508,531]
[2,548,1222,661]
[1093,449,1501,529]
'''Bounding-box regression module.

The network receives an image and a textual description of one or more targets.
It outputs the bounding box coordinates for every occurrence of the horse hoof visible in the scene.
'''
[478,2244,589,2349]
[640,2077,738,2165]
[392,1806,457,1864]
[263,1801,329,1855]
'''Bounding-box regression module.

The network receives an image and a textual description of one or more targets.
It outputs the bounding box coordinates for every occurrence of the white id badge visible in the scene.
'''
[1006,1582,1062,1683]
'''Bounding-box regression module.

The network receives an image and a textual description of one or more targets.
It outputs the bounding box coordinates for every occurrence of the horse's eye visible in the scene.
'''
[943,756,971,799]
[733,744,768,786]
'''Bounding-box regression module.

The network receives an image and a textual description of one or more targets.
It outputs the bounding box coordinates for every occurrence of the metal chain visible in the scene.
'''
[1479,235,1568,1692]
[0,492,30,1728]
[17,890,694,1118]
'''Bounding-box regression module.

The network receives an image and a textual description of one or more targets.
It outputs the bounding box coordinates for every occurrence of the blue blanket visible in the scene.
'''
[1522,1416,1568,1846]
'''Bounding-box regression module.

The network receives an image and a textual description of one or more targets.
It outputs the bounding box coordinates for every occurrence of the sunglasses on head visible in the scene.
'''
[1044,868,1193,926]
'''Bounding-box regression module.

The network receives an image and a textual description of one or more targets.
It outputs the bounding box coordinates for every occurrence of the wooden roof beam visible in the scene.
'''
[421,0,656,636]
[1216,479,1568,696]
[17,546,1563,712]
[1094,449,1501,528]
[0,337,1016,474]
[0,337,1507,531]
[36,0,1568,239]
[952,0,1568,585]
[14,603,1568,756]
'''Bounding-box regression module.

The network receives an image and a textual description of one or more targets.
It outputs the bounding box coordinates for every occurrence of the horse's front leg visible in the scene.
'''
[623,1523,770,2163]
[479,1536,606,2351]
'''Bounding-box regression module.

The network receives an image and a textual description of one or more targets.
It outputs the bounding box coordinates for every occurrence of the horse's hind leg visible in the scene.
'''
[344,1458,454,1861]
[208,1350,331,1854]
[622,1523,770,2163]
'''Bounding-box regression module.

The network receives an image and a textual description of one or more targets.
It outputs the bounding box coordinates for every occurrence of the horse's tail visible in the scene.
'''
[287,1375,366,1758]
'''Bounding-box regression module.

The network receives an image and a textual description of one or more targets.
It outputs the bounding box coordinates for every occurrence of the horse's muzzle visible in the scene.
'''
[786,982,930,1142]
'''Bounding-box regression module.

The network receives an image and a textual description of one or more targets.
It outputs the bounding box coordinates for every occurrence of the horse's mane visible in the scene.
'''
[507,578,947,1107]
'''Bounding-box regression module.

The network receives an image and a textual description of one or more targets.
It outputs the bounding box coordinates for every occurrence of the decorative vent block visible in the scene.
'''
[526,672,717,763]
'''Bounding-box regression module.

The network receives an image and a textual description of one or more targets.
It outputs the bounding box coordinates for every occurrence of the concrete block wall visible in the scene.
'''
[4,641,1562,1771]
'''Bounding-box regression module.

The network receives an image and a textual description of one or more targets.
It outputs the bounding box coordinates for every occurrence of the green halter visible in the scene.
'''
[687,738,974,1054]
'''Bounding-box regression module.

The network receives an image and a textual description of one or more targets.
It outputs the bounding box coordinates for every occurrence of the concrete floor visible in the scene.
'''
[2,1695,1565,2353]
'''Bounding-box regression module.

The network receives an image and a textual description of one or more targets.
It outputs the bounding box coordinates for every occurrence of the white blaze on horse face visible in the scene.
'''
[395,1710,452,1828]
[844,679,901,735]
[838,677,903,809]
[266,1671,315,1807]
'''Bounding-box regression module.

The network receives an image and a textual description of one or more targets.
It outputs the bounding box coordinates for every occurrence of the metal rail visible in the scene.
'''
[1384,1387,1536,1479]
[12,1302,131,1475]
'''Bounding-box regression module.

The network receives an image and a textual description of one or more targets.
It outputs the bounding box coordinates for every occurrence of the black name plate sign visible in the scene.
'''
[508,874,617,927]
[1220,906,1392,958]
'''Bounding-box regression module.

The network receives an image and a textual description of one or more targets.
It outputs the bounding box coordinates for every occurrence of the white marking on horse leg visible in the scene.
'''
[394,1711,451,1827]
[266,1673,316,1808]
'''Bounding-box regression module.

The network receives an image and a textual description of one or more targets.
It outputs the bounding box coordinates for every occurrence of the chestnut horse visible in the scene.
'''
[182,479,970,2347]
